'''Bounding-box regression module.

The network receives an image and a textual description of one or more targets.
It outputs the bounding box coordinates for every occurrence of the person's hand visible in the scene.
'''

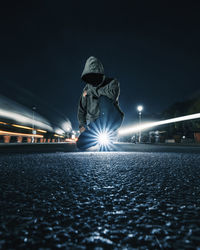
[83,91,87,97]
[79,126,86,133]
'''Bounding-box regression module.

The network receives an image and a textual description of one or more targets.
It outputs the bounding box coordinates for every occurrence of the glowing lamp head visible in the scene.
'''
[137,105,143,112]
[97,132,110,146]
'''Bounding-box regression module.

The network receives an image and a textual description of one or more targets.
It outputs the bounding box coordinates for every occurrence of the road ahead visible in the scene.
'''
[0,145,200,249]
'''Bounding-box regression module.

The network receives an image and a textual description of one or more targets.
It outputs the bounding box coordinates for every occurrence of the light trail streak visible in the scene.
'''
[118,113,200,135]
[54,134,64,138]
[12,124,33,130]
[0,109,53,131]
[0,130,43,138]
[37,129,47,133]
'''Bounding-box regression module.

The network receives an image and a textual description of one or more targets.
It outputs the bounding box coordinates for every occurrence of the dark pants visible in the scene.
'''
[77,96,123,150]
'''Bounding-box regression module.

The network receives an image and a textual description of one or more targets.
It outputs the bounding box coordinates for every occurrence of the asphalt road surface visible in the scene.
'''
[0,144,200,249]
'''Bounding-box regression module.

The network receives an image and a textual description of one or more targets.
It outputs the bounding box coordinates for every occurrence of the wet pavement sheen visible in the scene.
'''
[0,152,200,249]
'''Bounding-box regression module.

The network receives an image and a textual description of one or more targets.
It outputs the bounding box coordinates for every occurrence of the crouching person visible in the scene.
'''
[77,56,124,150]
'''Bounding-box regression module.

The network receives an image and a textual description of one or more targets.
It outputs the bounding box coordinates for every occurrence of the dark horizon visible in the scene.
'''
[1,1,200,129]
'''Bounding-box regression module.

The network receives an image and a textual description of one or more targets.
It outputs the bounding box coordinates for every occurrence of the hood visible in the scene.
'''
[81,56,105,86]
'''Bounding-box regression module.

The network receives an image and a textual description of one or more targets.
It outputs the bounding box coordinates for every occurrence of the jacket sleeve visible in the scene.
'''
[77,92,87,128]
[97,79,120,101]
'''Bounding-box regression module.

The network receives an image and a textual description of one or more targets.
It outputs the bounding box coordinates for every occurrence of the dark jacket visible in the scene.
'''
[78,56,124,128]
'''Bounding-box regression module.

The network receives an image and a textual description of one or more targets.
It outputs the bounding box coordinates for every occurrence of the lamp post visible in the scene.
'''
[137,105,143,143]
[32,106,36,143]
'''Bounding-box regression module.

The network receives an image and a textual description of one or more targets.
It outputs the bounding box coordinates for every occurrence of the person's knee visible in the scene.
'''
[76,129,98,150]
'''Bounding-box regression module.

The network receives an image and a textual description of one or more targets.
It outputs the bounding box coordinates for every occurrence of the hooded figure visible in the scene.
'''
[77,56,124,150]
[78,56,123,127]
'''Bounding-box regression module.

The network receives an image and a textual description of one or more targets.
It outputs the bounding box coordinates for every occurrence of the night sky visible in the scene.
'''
[1,1,200,129]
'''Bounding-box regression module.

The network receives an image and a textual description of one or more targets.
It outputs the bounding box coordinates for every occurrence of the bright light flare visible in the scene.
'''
[137,105,143,112]
[119,112,200,135]
[97,132,110,146]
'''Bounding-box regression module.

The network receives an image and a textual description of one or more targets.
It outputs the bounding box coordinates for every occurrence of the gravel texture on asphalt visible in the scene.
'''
[0,152,200,249]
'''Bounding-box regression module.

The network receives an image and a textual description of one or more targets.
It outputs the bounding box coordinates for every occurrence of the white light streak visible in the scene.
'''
[118,113,200,135]
[0,95,53,131]
[0,109,53,131]
[55,128,65,135]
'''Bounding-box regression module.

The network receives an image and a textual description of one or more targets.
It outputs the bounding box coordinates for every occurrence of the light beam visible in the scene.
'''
[118,113,200,135]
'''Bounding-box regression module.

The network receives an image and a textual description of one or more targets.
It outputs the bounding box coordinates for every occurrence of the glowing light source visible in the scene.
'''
[65,138,76,143]
[97,132,110,146]
[36,129,47,133]
[61,121,72,132]
[54,134,66,138]
[119,112,200,135]
[54,134,60,137]
[137,105,143,112]
[0,121,7,125]
[55,128,65,135]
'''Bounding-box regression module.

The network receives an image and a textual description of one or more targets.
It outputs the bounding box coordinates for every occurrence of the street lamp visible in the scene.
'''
[137,105,143,143]
[32,106,36,143]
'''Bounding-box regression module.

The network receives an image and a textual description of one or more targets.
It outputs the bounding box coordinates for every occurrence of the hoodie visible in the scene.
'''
[77,56,124,128]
